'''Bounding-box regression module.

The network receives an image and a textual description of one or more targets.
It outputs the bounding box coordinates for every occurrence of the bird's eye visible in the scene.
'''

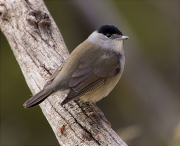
[106,33,111,38]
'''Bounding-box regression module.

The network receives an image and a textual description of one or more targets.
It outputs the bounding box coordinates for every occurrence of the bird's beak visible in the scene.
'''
[118,35,129,40]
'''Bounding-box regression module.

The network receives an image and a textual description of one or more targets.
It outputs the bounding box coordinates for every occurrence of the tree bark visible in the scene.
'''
[0,0,127,145]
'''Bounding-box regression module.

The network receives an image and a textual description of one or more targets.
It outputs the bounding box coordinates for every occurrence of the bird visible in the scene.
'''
[23,24,129,108]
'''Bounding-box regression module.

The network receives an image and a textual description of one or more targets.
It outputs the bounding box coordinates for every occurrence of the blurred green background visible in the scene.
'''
[1,0,179,146]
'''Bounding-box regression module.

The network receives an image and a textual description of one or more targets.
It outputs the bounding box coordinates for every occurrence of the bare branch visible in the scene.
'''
[0,0,127,145]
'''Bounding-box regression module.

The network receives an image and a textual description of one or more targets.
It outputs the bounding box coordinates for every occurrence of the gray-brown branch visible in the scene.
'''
[0,0,127,145]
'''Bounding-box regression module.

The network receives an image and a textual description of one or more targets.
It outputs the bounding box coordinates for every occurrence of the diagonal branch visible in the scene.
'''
[0,0,127,145]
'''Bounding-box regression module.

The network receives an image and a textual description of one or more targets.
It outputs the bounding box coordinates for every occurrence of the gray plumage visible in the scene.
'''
[23,24,128,108]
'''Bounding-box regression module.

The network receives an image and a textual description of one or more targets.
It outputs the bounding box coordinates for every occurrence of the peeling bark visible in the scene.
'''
[0,0,127,145]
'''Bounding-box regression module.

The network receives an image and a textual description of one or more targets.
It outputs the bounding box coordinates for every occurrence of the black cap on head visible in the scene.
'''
[97,24,122,36]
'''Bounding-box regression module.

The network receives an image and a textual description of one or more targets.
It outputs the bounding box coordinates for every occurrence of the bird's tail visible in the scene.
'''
[23,88,54,108]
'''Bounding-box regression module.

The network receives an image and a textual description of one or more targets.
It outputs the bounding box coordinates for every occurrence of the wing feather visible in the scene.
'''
[60,43,122,105]
[61,78,105,105]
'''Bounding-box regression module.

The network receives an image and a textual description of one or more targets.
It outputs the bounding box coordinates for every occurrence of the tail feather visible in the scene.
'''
[23,89,54,108]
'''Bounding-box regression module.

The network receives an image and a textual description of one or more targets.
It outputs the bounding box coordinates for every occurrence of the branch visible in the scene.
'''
[0,0,128,145]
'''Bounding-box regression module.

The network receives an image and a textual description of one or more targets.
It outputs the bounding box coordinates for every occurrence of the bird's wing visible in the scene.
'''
[44,62,65,88]
[61,50,121,105]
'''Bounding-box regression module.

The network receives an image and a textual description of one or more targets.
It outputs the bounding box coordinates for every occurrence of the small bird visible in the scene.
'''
[23,24,129,108]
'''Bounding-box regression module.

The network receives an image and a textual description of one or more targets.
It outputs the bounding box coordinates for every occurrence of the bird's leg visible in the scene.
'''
[87,102,111,127]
